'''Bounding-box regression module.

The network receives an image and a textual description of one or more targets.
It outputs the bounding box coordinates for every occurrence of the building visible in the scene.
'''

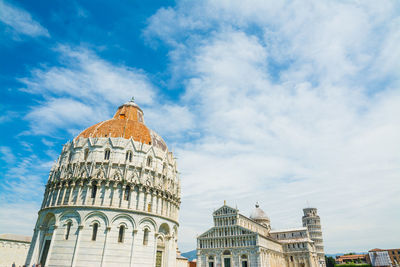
[197,202,325,267]
[177,250,190,267]
[302,208,325,266]
[335,254,367,264]
[0,234,31,267]
[368,249,400,267]
[25,99,181,267]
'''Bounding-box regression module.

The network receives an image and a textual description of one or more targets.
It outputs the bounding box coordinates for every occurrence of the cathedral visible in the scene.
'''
[197,203,325,267]
[25,99,181,267]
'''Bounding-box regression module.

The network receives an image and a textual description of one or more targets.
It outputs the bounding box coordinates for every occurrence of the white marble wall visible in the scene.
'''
[0,240,30,267]
[25,208,178,267]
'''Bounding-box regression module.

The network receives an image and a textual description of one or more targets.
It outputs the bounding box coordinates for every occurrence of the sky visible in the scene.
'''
[0,0,399,254]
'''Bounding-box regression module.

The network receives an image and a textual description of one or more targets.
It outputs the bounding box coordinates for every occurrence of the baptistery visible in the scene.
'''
[25,99,181,267]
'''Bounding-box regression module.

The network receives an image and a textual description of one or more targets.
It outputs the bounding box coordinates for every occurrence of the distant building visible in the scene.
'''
[197,202,325,267]
[335,254,367,264]
[177,249,190,267]
[0,233,31,267]
[368,249,400,267]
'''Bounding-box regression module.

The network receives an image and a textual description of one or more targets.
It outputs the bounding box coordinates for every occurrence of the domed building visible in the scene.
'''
[25,99,181,267]
[197,202,325,267]
[249,202,271,231]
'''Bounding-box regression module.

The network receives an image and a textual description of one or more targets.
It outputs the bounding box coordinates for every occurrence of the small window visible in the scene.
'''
[290,256,294,262]
[126,151,133,162]
[118,225,125,243]
[162,163,167,171]
[65,221,72,240]
[143,229,149,245]
[92,223,98,241]
[104,149,110,160]
[208,256,215,267]
[91,184,97,198]
[124,186,130,201]
[241,255,248,267]
[69,152,73,161]
[84,148,89,161]
[146,156,152,167]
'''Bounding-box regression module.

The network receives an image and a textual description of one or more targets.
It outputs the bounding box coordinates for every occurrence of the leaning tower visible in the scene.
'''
[303,207,326,267]
[25,99,181,267]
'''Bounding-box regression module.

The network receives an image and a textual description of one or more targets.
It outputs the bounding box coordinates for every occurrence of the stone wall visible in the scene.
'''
[0,238,30,267]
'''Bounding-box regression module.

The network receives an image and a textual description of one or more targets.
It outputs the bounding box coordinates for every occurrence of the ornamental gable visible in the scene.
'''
[213,205,238,217]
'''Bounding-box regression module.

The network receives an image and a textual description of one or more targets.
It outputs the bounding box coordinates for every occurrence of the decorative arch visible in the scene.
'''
[83,211,109,227]
[40,212,56,227]
[172,225,178,238]
[138,217,156,231]
[59,210,81,225]
[111,214,136,230]
[158,223,170,236]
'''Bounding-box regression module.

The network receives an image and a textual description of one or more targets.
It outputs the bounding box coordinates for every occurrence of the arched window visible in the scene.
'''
[162,163,167,172]
[208,256,215,267]
[84,148,89,161]
[69,151,73,161]
[92,223,98,241]
[104,149,110,160]
[241,255,248,267]
[124,186,130,201]
[126,151,133,162]
[91,184,97,198]
[65,221,72,240]
[118,225,125,243]
[146,156,152,167]
[143,229,149,245]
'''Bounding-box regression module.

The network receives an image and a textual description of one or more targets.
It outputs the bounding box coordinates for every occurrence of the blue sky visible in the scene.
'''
[1,0,400,253]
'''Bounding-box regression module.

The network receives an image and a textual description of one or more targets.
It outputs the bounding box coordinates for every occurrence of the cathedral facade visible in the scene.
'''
[25,99,181,267]
[197,203,325,267]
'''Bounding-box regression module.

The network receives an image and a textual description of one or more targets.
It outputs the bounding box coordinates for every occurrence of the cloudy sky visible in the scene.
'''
[1,0,399,253]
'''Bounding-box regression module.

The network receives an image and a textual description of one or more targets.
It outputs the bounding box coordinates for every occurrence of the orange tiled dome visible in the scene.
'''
[76,99,168,151]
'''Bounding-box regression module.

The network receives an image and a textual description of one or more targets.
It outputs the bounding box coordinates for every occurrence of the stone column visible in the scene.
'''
[71,225,83,267]
[152,233,159,267]
[129,230,137,267]
[44,225,58,266]
[75,182,83,205]
[100,226,111,267]
[61,184,68,205]
[110,183,117,207]
[26,227,41,266]
[52,185,60,206]
[120,185,126,208]
[41,188,49,209]
[127,186,133,209]
[67,183,75,205]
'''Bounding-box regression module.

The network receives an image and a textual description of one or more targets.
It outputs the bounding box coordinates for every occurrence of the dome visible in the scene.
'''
[250,203,270,222]
[76,98,168,151]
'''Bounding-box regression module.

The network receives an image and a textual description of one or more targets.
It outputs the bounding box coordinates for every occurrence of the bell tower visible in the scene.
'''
[303,207,325,267]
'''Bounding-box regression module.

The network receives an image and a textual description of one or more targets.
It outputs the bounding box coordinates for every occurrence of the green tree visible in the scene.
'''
[325,256,336,267]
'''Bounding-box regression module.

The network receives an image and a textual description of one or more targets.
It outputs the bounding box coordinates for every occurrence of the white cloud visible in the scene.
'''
[0,146,16,164]
[0,0,49,37]
[19,45,162,137]
[145,0,400,252]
